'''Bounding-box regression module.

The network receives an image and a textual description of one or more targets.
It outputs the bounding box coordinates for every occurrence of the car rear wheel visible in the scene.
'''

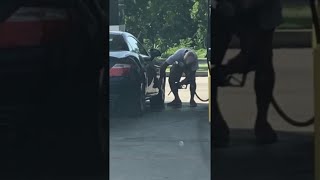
[126,83,146,117]
[150,78,165,108]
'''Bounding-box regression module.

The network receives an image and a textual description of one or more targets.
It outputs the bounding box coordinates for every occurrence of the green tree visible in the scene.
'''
[123,0,207,52]
[124,0,196,50]
[191,0,208,49]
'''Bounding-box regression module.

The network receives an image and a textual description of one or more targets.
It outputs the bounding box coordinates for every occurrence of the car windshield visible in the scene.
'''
[109,34,129,51]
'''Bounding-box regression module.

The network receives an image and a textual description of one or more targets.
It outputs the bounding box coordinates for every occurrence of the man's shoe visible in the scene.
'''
[167,100,182,107]
[190,100,197,107]
[254,121,278,144]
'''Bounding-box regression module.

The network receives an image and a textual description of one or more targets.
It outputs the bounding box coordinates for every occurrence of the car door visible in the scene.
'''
[126,36,158,95]
[135,38,159,95]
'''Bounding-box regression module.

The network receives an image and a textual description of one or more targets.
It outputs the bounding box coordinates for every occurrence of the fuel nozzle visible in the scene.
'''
[212,65,248,87]
[173,81,187,89]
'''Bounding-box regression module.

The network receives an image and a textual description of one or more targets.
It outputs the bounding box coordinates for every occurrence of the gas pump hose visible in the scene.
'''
[167,84,209,102]
[166,76,314,126]
[225,74,315,127]
[271,97,314,127]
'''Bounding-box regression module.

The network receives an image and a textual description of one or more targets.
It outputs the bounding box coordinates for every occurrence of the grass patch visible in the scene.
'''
[165,63,209,73]
[195,49,207,58]
[158,58,207,62]
[162,49,207,58]
[280,5,312,29]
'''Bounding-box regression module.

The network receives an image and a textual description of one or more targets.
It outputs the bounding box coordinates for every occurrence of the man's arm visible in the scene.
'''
[180,77,189,86]
[158,50,182,87]
[160,52,177,79]
[180,70,196,86]
[160,62,170,80]
[157,62,170,89]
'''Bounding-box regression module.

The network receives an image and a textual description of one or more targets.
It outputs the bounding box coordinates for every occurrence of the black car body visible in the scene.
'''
[2,1,108,176]
[109,31,165,116]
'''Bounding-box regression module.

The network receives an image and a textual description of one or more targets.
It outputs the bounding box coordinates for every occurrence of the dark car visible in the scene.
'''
[2,1,108,176]
[109,31,165,116]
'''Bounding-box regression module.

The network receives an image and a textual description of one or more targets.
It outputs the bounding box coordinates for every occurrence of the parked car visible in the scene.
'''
[109,31,165,116]
[2,1,108,176]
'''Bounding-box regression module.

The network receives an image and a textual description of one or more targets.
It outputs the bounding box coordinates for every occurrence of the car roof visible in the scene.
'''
[109,31,134,37]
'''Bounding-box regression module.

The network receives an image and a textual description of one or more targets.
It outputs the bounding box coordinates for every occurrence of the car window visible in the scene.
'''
[137,41,149,56]
[127,36,149,56]
[109,34,129,51]
[126,36,140,54]
[133,37,149,56]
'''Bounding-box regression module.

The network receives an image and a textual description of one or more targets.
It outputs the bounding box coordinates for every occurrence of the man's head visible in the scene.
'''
[184,51,198,65]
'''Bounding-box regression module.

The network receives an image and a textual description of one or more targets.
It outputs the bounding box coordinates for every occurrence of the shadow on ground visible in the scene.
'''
[109,101,209,117]
[213,128,314,180]
[110,102,210,180]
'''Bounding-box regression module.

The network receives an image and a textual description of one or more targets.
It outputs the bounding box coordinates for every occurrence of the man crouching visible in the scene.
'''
[160,48,199,108]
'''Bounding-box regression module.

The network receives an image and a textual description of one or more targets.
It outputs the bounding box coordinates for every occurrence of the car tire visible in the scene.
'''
[150,78,165,108]
[126,83,146,117]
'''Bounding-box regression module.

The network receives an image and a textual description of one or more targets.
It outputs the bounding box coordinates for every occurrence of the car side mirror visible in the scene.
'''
[149,49,161,59]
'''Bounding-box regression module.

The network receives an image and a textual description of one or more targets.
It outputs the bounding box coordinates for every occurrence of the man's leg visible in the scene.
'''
[254,29,277,143]
[240,29,277,144]
[188,71,197,107]
[168,65,183,106]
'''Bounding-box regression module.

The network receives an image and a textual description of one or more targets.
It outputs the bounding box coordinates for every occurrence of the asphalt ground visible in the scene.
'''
[110,102,210,180]
[110,48,315,180]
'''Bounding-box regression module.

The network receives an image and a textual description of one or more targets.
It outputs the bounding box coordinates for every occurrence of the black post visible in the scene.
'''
[109,0,119,25]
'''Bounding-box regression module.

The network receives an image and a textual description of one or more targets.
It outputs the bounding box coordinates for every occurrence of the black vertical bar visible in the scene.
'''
[310,0,320,44]
[207,0,212,75]
[109,0,119,25]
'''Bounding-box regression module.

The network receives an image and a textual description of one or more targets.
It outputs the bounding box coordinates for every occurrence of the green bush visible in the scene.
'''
[162,47,180,58]
[161,37,207,58]
[162,47,206,58]
[195,49,207,58]
[279,5,312,29]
